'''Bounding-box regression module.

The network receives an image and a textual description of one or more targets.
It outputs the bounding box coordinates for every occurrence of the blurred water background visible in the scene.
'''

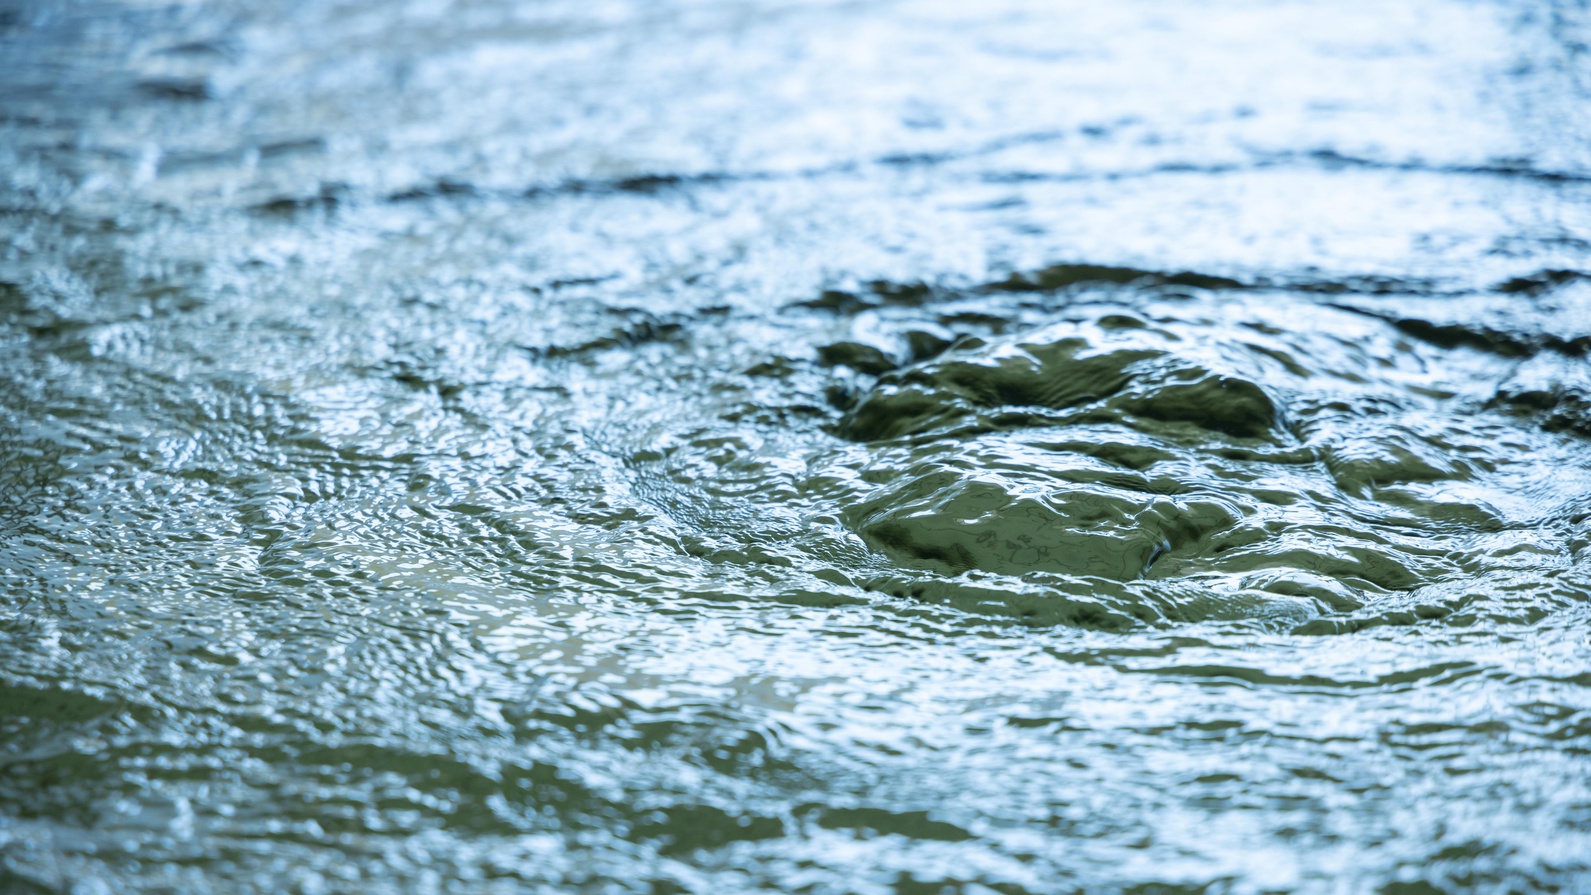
[3,1,1591,892]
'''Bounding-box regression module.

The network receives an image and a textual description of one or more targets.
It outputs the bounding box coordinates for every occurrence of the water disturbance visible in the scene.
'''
[3,0,1591,892]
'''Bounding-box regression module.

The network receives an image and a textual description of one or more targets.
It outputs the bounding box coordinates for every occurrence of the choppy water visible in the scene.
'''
[3,1,1591,892]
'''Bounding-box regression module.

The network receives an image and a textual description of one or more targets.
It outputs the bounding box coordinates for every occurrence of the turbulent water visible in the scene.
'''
[3,1,1591,892]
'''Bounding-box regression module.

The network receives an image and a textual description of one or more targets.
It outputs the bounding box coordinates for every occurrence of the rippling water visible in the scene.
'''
[3,1,1591,892]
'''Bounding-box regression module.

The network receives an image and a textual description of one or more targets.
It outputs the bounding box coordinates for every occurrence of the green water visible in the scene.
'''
[3,1,1591,892]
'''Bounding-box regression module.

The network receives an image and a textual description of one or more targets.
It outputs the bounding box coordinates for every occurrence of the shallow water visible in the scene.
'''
[3,1,1591,892]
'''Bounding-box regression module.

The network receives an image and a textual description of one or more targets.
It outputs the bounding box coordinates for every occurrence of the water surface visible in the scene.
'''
[3,1,1591,892]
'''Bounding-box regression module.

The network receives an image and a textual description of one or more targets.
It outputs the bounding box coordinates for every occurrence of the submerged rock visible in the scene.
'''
[844,444,1238,582]
[839,310,1287,442]
[820,293,1583,624]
